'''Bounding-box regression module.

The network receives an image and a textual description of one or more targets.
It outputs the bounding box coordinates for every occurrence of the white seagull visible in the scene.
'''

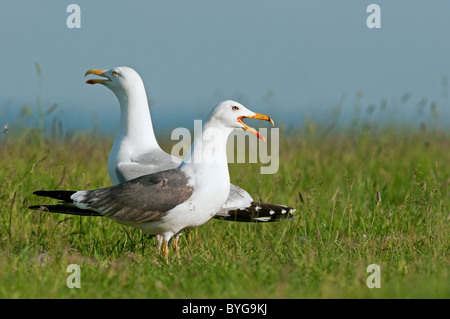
[84,67,295,229]
[30,100,274,258]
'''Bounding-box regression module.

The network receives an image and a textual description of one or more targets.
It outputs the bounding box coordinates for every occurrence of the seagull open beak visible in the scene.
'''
[85,69,110,84]
[238,113,274,142]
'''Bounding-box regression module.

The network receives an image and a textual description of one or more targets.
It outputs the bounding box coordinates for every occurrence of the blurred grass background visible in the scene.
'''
[0,66,448,298]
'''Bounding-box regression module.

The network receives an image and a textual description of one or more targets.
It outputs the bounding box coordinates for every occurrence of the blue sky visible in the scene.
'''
[1,1,450,134]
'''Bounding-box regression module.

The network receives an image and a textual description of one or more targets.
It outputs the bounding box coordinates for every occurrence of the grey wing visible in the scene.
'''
[115,151,182,183]
[78,168,193,223]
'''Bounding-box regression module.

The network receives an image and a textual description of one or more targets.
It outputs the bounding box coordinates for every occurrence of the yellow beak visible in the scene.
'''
[238,113,274,142]
[85,69,109,84]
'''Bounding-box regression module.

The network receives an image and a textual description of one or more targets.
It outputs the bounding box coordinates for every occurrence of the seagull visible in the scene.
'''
[30,100,274,258]
[85,67,295,229]
[85,66,295,250]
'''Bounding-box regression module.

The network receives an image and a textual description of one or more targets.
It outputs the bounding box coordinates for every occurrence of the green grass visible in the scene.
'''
[0,123,449,299]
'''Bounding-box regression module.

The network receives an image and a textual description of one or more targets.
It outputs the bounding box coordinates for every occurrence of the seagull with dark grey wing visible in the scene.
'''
[30,100,275,258]
[84,67,294,236]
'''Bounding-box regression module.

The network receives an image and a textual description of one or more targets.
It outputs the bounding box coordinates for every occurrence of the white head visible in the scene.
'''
[207,100,274,141]
[85,66,145,102]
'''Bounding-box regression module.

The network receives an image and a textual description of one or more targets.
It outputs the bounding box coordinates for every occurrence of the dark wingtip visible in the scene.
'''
[28,204,102,217]
[31,190,76,202]
[214,202,297,223]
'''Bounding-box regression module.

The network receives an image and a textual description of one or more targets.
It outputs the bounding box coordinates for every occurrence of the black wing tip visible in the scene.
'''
[215,201,297,223]
[28,204,102,217]
[32,190,76,202]
[251,201,297,218]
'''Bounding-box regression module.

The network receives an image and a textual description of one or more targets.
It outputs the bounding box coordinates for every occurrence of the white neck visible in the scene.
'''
[182,120,233,184]
[113,81,159,150]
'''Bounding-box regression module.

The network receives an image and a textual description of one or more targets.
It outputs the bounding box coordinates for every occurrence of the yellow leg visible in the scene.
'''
[162,241,169,264]
[173,236,181,259]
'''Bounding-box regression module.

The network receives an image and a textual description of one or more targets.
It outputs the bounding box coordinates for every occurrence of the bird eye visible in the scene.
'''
[112,70,119,77]
[232,106,239,111]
